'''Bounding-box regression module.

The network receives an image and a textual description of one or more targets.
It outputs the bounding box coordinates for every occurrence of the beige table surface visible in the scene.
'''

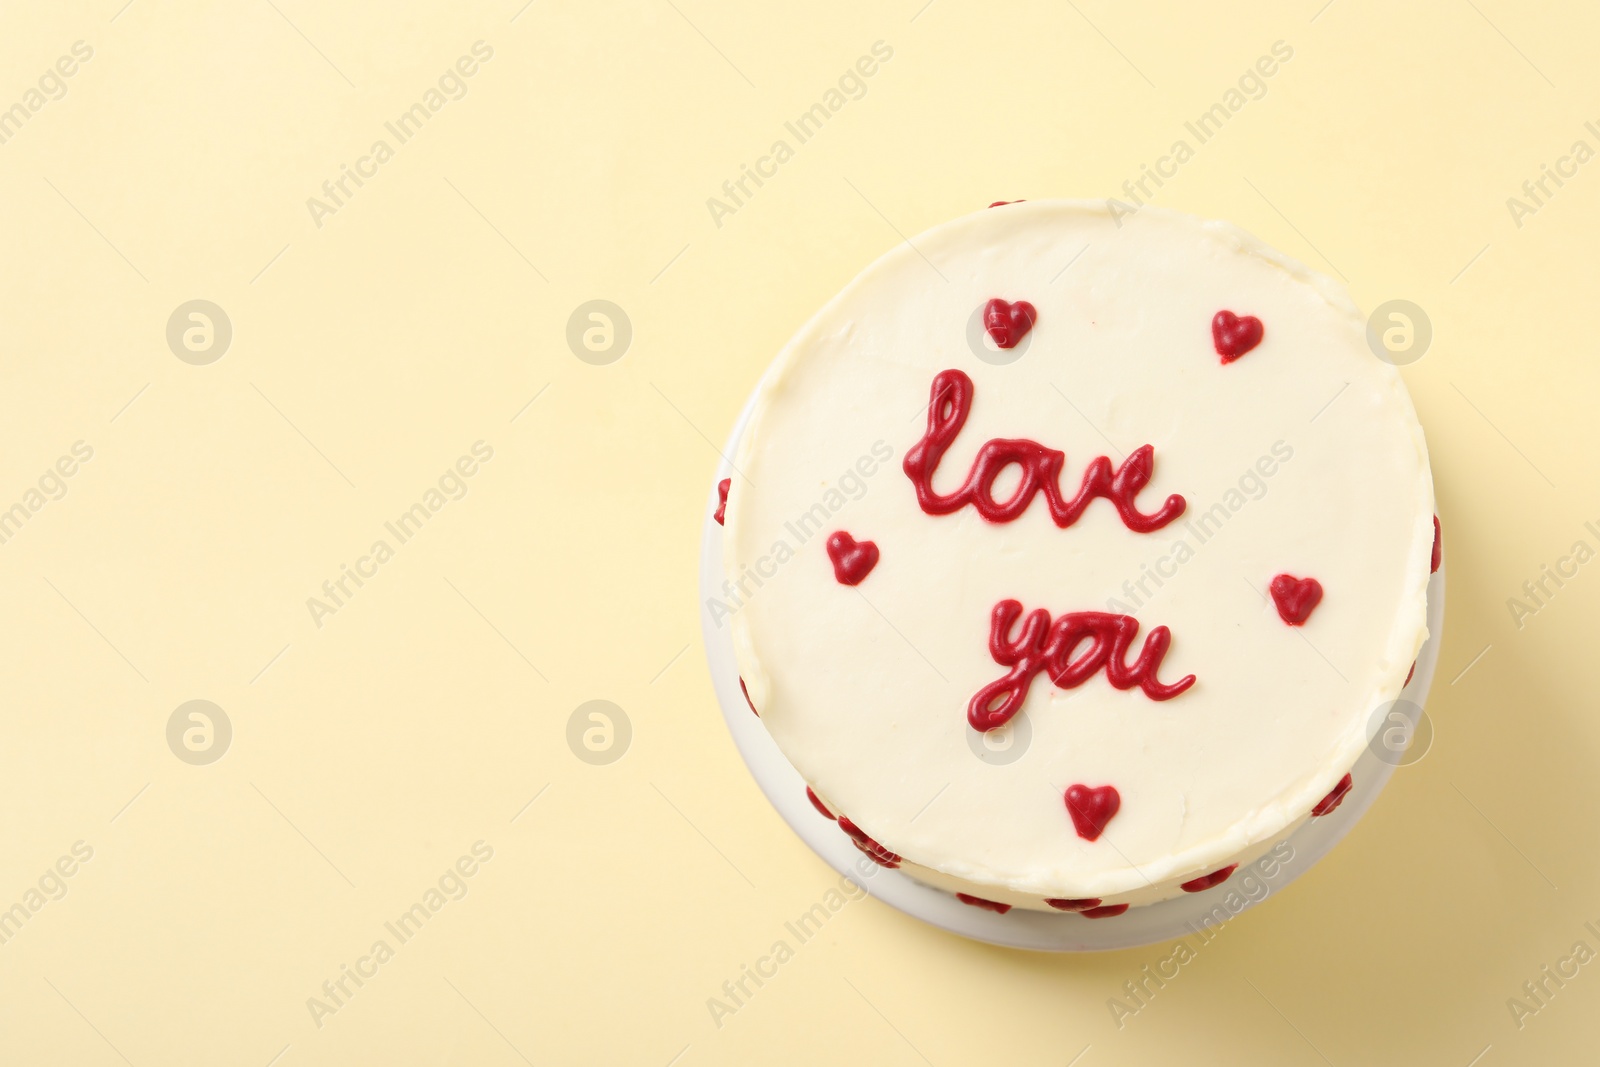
[0,1,1595,1064]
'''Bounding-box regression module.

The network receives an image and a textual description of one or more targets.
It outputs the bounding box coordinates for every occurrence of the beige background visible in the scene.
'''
[0,0,1594,1064]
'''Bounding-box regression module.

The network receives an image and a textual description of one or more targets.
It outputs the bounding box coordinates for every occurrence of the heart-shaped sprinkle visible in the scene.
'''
[838,816,901,868]
[1044,897,1102,912]
[956,892,1012,914]
[714,477,730,525]
[1064,784,1121,842]
[1431,515,1441,573]
[983,298,1037,349]
[806,786,834,820]
[1212,310,1264,362]
[739,676,758,717]
[1270,574,1323,626]
[1180,864,1238,894]
[1080,903,1130,918]
[1311,772,1353,817]
[826,531,879,586]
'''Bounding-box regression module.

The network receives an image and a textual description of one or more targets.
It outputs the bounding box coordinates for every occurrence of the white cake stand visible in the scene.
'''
[699,391,1444,952]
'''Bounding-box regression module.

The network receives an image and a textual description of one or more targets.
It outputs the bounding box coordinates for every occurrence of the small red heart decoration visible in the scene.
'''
[1269,574,1323,626]
[826,531,879,585]
[956,892,1012,914]
[983,298,1037,349]
[1043,897,1102,912]
[1212,310,1264,362]
[1064,783,1121,842]
[713,477,730,525]
[1311,772,1352,817]
[1180,863,1238,894]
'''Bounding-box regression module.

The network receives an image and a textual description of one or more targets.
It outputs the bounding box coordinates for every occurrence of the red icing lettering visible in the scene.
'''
[1064,783,1122,842]
[1269,574,1323,626]
[904,370,1185,533]
[1180,863,1238,893]
[1044,897,1102,911]
[1312,773,1352,817]
[714,477,730,525]
[969,600,1195,730]
[957,892,1012,914]
[1212,310,1263,362]
[826,531,879,585]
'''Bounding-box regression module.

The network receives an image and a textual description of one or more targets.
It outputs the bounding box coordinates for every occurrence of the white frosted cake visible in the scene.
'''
[714,201,1436,915]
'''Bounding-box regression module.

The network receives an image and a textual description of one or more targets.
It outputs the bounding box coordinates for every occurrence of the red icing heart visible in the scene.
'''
[1311,772,1352,817]
[714,477,730,525]
[1044,897,1102,912]
[1431,515,1441,573]
[806,786,834,820]
[956,892,1012,914]
[826,531,879,586]
[1212,310,1264,362]
[1270,574,1323,626]
[838,816,901,868]
[983,298,1037,349]
[1065,784,1121,842]
[738,676,758,717]
[1081,903,1130,918]
[1180,864,1238,894]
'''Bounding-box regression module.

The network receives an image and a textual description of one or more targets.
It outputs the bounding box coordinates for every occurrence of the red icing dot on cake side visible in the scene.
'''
[904,370,1187,534]
[956,892,1012,914]
[1180,863,1238,893]
[806,786,835,820]
[1312,773,1353,817]
[1065,784,1121,842]
[969,600,1194,731]
[825,531,879,586]
[714,477,730,525]
[1212,310,1264,362]
[838,816,901,868]
[1269,574,1323,626]
[1044,897,1102,911]
[1080,903,1130,918]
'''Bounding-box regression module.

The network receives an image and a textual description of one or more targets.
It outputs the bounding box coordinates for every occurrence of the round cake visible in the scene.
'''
[716,201,1436,915]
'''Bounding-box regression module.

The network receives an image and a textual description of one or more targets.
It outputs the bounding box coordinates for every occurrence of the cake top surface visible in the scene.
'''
[722,201,1433,898]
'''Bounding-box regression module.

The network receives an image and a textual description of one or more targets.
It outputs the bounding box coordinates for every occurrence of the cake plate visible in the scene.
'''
[699,389,1444,952]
